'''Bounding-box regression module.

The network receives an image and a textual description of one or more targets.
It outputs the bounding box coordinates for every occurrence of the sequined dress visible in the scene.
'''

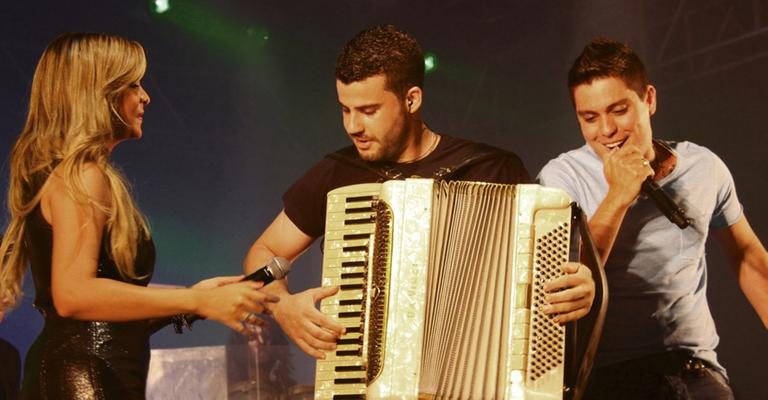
[21,205,156,400]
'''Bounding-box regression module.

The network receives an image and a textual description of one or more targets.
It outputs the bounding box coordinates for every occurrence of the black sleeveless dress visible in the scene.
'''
[20,206,156,400]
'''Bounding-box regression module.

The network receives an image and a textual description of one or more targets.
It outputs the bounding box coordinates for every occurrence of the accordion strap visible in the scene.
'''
[567,203,609,400]
[432,150,505,180]
[327,145,506,181]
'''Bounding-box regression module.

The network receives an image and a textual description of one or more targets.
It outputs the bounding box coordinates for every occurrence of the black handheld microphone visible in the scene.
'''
[242,256,291,284]
[641,177,691,229]
[175,257,292,331]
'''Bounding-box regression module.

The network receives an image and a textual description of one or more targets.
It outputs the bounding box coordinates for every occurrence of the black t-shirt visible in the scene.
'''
[283,135,531,238]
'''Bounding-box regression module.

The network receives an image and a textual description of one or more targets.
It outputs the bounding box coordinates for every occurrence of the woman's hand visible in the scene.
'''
[192,278,279,334]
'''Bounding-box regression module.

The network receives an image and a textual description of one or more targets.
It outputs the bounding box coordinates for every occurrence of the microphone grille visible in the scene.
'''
[269,256,291,279]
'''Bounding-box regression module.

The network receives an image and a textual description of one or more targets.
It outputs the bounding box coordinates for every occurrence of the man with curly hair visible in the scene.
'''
[243,25,595,359]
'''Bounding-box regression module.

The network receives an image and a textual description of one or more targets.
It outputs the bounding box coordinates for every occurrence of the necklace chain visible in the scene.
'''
[403,128,438,163]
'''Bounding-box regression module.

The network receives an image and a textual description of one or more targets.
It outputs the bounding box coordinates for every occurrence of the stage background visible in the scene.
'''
[1,1,766,398]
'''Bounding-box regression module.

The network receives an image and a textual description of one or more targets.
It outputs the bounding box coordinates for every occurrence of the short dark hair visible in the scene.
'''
[568,38,649,101]
[335,24,424,98]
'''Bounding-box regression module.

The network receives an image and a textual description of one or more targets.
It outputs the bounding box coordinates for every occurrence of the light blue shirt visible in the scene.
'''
[538,141,742,374]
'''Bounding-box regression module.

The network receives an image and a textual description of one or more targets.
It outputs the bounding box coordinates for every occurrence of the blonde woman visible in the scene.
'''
[0,33,277,399]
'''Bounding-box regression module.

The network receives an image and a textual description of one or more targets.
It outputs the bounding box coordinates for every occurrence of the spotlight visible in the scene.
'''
[246,26,270,45]
[424,53,437,74]
[151,0,170,14]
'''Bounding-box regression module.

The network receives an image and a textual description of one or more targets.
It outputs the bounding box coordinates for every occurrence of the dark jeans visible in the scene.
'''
[584,350,734,400]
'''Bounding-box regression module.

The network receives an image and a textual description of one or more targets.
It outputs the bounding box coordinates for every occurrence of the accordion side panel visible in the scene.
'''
[508,184,572,400]
[368,178,433,399]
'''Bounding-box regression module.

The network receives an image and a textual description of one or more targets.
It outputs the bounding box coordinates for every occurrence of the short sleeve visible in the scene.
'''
[709,152,743,228]
[282,158,336,238]
[537,158,580,202]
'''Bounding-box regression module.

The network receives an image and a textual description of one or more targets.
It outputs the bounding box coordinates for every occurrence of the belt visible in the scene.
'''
[597,350,712,376]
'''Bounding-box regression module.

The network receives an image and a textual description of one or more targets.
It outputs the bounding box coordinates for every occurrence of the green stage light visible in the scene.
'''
[148,0,271,64]
[425,53,437,74]
[152,0,170,14]
[246,26,270,45]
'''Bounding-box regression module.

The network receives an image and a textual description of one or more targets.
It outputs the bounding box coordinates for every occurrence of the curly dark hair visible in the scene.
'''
[335,24,424,99]
[568,38,649,102]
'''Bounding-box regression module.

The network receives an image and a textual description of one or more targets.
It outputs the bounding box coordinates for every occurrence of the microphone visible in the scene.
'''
[641,177,691,229]
[242,256,291,284]
[173,257,291,332]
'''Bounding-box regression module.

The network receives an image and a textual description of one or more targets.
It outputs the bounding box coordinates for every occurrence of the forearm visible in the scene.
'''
[588,191,632,264]
[737,250,768,328]
[53,278,202,321]
[242,239,292,316]
[243,210,314,275]
[243,242,279,274]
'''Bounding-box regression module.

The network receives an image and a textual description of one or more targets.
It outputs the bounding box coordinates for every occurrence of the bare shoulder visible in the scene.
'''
[41,163,111,222]
[79,163,111,203]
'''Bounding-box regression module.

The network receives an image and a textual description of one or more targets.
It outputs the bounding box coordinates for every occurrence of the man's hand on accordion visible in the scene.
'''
[541,262,595,323]
[268,285,346,359]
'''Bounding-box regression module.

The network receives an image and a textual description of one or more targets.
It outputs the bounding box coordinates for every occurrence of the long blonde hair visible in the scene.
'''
[0,33,151,311]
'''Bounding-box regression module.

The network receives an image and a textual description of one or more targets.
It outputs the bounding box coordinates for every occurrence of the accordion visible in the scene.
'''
[315,179,605,400]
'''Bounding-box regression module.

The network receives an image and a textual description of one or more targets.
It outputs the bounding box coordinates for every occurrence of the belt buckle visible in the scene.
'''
[683,358,707,373]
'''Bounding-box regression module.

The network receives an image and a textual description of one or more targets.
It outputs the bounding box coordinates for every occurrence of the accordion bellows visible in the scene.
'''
[316,179,575,399]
